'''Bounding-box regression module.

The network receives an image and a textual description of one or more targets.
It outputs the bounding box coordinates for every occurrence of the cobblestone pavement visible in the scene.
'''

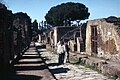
[35,42,113,80]
[8,42,54,80]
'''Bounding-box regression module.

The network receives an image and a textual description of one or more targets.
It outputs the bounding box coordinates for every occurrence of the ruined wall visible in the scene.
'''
[77,37,85,53]
[0,3,32,68]
[49,30,54,48]
[54,27,57,47]
[53,26,79,47]
[69,40,77,52]
[0,3,14,67]
[13,12,31,55]
[86,18,120,60]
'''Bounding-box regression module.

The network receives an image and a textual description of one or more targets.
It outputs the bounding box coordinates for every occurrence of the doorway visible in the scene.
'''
[91,25,98,54]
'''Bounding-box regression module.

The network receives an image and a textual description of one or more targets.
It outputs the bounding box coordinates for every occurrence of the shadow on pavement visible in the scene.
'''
[47,63,70,75]
[8,74,42,80]
[14,65,47,71]
[21,55,41,59]
[35,44,70,80]
[47,63,60,66]
[36,45,46,49]
[50,68,70,74]
[23,53,38,55]
[0,65,43,80]
[3,44,47,80]
[16,60,44,64]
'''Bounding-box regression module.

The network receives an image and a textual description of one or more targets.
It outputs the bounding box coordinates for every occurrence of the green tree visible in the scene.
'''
[32,19,38,30]
[45,2,90,26]
[31,19,39,40]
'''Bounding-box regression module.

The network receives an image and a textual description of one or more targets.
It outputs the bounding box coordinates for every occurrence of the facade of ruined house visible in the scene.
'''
[13,12,31,56]
[76,23,86,53]
[0,3,14,67]
[49,26,80,49]
[86,18,120,61]
[68,40,77,52]
[38,26,86,52]
[0,3,32,68]
[76,37,84,53]
[38,25,86,52]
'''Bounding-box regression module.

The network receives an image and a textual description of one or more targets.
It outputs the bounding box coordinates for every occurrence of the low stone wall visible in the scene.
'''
[70,53,120,79]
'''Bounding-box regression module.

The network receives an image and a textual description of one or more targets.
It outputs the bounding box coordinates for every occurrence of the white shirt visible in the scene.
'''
[57,44,65,54]
[57,41,60,47]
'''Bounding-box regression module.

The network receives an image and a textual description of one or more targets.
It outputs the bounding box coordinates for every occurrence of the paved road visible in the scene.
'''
[6,42,113,80]
[35,42,113,80]
[7,42,54,80]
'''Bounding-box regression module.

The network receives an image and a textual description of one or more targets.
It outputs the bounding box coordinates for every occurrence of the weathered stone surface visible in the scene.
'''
[36,42,112,80]
[86,18,120,61]
[8,42,54,80]
[0,3,14,67]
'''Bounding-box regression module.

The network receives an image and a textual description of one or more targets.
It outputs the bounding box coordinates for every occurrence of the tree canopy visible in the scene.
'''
[45,2,90,26]
[32,19,38,30]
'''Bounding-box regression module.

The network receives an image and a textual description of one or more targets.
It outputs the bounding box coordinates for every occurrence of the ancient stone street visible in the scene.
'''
[0,2,120,80]
[35,42,113,80]
[7,42,54,80]
[4,42,114,80]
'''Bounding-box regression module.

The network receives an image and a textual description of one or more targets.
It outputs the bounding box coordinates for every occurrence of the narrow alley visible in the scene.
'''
[4,42,113,80]
[0,1,120,80]
[6,42,54,80]
[35,42,113,80]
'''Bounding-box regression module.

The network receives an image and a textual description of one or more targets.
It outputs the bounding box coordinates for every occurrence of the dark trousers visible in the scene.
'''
[58,53,65,65]
[66,52,70,63]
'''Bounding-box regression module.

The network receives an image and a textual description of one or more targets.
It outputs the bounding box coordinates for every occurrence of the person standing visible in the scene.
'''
[65,43,70,63]
[57,40,65,65]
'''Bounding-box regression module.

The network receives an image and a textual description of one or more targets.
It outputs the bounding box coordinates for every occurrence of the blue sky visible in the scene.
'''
[3,0,120,22]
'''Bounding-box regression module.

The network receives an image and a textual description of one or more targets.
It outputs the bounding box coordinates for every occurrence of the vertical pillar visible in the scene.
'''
[54,27,57,47]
